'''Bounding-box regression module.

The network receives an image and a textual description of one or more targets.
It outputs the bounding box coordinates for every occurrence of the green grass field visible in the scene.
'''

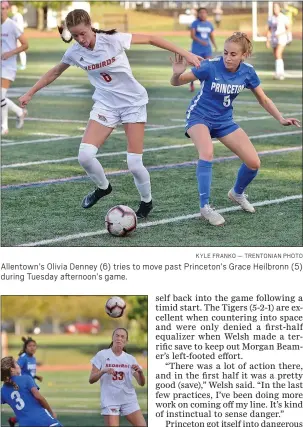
[1,35,302,247]
[1,370,148,426]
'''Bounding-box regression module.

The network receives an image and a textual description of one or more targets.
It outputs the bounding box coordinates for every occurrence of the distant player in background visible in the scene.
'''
[11,5,27,70]
[1,0,28,136]
[189,7,217,92]
[266,3,290,80]
[8,337,43,427]
[89,328,146,426]
[1,357,62,427]
[170,32,300,226]
[19,9,201,219]
[282,2,299,44]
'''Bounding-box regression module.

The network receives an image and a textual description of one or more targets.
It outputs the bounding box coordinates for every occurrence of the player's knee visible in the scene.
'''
[127,153,145,176]
[78,143,98,168]
[247,158,261,170]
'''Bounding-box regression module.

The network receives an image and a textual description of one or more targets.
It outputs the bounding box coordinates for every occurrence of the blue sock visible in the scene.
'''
[196,159,212,208]
[234,163,258,194]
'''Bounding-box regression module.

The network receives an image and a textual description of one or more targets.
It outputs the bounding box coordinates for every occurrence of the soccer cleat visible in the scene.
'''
[189,81,195,92]
[81,183,112,209]
[1,128,9,136]
[136,200,153,219]
[8,418,16,427]
[18,65,26,71]
[200,204,225,226]
[273,74,285,80]
[16,108,28,129]
[228,189,255,213]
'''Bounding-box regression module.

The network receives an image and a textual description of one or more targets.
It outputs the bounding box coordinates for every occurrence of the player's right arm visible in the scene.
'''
[19,62,70,107]
[170,53,200,86]
[89,364,116,384]
[190,27,208,46]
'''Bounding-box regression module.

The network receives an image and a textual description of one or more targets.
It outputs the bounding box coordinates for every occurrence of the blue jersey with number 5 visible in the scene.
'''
[188,56,260,122]
[1,376,62,427]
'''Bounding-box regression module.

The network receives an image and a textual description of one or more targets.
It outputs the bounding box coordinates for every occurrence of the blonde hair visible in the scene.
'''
[225,32,253,57]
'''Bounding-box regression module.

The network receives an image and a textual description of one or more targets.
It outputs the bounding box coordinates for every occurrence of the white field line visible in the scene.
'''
[2,130,302,169]
[1,124,183,147]
[30,132,69,137]
[170,112,302,122]
[9,116,88,123]
[17,195,302,247]
[3,112,302,148]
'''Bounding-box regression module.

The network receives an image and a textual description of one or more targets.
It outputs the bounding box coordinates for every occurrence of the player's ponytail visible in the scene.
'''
[1,357,19,390]
[226,32,253,57]
[18,336,36,356]
[59,9,117,43]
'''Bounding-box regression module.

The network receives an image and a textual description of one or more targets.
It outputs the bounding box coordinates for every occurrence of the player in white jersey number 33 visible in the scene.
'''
[89,328,146,426]
[19,9,201,219]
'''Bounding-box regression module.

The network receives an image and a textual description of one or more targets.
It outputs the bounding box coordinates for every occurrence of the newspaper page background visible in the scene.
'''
[1,246,302,427]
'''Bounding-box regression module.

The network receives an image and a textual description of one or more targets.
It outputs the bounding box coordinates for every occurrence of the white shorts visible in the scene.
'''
[1,67,17,82]
[90,104,147,129]
[101,401,140,416]
[271,35,287,48]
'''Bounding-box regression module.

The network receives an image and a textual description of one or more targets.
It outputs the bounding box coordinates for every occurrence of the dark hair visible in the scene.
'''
[225,32,253,57]
[1,357,19,390]
[58,9,116,43]
[108,328,128,352]
[197,7,207,13]
[18,336,36,357]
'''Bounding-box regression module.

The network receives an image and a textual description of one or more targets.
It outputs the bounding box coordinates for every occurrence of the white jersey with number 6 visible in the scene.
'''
[91,348,141,408]
[61,32,148,110]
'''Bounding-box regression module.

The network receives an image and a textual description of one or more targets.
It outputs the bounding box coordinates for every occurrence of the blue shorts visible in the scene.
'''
[191,49,212,59]
[185,114,239,139]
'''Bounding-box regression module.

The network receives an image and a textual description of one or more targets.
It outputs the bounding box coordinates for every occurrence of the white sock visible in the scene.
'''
[78,143,109,189]
[20,51,26,67]
[275,59,284,76]
[6,98,23,117]
[127,153,152,202]
[1,87,8,131]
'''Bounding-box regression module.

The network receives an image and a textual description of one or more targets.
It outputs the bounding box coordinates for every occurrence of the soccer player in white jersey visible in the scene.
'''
[11,5,27,70]
[89,328,146,426]
[266,3,290,80]
[170,32,300,226]
[19,9,201,219]
[1,1,28,136]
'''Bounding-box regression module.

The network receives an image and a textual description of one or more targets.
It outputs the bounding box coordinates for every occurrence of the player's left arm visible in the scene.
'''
[1,33,28,60]
[251,85,301,127]
[130,34,201,67]
[31,387,57,418]
[132,364,145,386]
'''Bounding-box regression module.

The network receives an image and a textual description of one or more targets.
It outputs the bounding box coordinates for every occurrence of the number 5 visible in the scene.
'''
[223,95,231,107]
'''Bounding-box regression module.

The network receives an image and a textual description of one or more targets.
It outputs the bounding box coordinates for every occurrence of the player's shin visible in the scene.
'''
[6,98,23,117]
[233,163,258,195]
[78,143,109,189]
[196,159,212,208]
[127,153,152,203]
[1,88,8,133]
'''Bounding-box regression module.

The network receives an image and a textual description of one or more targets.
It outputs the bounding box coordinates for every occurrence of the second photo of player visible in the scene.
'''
[1,295,148,426]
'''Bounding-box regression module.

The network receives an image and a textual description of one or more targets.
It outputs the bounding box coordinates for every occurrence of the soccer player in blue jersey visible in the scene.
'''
[17,337,43,383]
[170,32,301,226]
[1,356,62,427]
[8,337,43,427]
[189,7,217,92]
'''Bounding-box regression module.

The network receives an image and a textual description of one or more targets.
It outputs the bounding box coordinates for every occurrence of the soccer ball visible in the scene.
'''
[105,296,126,318]
[105,205,137,237]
